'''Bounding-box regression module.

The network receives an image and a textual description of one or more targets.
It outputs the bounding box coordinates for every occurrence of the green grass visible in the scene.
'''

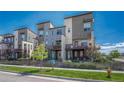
[0,65,124,81]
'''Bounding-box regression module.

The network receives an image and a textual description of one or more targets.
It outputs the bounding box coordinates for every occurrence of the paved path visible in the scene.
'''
[0,71,78,82]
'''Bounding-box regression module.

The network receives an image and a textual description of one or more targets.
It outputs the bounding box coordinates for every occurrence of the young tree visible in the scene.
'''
[110,50,120,58]
[32,44,48,61]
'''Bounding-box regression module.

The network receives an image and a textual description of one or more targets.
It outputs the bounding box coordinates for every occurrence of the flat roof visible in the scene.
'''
[15,27,37,35]
[37,21,50,25]
[14,27,28,31]
[49,26,65,30]
[64,12,93,19]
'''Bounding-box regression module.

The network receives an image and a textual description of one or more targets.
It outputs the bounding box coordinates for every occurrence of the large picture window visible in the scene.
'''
[84,22,91,31]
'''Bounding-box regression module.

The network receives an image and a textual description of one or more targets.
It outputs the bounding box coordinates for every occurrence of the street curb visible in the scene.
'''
[34,74,106,82]
[0,70,105,82]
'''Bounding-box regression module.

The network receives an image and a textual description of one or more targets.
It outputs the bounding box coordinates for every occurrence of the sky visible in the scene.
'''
[0,11,124,48]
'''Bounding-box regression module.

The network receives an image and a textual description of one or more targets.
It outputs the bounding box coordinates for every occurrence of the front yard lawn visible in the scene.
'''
[0,65,124,81]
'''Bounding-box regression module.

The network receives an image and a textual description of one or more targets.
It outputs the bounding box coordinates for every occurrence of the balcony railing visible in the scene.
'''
[47,45,61,50]
[66,44,88,50]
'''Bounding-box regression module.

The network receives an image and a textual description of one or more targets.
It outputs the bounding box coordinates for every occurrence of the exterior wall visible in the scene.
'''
[15,28,37,49]
[64,18,72,44]
[0,43,8,59]
[64,13,94,49]
[14,31,19,49]
[14,28,37,59]
[64,12,94,60]
[37,22,53,44]
[0,36,3,43]
[61,35,66,61]
[72,13,93,40]
[22,41,33,58]
[27,29,37,49]
[47,27,65,47]
[3,34,15,49]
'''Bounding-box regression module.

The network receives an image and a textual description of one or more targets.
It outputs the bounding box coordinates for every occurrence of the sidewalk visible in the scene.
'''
[0,64,124,74]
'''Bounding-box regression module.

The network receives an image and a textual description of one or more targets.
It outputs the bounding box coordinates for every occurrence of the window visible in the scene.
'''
[89,43,92,46]
[45,31,48,36]
[19,44,21,49]
[56,40,61,45]
[8,38,11,42]
[84,22,91,31]
[24,44,27,50]
[57,29,62,35]
[74,41,78,47]
[39,31,44,36]
[84,28,91,32]
[81,42,88,47]
[20,33,26,41]
[52,31,53,35]
[28,36,30,41]
[68,28,71,32]
[38,27,44,31]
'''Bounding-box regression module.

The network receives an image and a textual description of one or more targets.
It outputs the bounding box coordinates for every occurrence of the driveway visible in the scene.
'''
[0,71,78,82]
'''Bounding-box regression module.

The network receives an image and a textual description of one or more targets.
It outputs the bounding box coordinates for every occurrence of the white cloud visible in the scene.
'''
[100,42,124,54]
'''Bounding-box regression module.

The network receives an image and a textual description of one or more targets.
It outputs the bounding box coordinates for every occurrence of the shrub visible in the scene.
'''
[62,61,107,70]
[63,61,79,68]
[78,62,97,69]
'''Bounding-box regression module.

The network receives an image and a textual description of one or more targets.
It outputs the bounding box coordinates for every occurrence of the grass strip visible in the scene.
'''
[0,65,124,81]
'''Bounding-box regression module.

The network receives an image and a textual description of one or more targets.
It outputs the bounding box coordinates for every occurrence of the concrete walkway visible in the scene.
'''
[0,64,124,74]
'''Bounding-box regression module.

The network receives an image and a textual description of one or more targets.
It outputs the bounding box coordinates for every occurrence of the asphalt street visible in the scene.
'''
[0,71,78,82]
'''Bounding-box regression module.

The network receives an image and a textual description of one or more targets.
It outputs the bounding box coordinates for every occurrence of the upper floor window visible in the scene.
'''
[19,44,21,49]
[38,27,44,31]
[4,37,13,43]
[52,31,53,35]
[68,28,71,33]
[20,33,26,41]
[45,31,48,36]
[56,40,61,46]
[81,42,88,47]
[74,41,78,47]
[24,44,27,49]
[57,29,62,35]
[39,31,44,36]
[84,22,91,31]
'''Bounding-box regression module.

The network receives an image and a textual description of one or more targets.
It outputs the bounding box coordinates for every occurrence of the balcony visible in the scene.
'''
[47,45,61,51]
[66,44,88,50]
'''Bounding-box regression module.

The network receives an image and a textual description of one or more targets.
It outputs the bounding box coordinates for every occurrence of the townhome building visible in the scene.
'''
[0,12,95,61]
[0,28,38,60]
[14,27,38,58]
[37,12,95,61]
[64,12,94,60]
[0,33,15,59]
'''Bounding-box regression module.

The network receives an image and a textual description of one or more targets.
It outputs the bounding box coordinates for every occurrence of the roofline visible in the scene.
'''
[36,21,50,25]
[64,12,93,19]
[0,33,14,36]
[15,27,37,35]
[3,33,14,36]
[49,26,66,30]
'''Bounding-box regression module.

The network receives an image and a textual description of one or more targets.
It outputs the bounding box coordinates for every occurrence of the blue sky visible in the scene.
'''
[0,11,124,45]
